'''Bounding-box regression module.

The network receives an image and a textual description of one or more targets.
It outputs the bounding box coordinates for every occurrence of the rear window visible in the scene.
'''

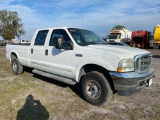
[34,30,49,46]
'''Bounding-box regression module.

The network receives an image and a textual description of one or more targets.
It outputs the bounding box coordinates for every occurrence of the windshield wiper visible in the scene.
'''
[86,42,97,45]
[96,43,108,45]
[87,42,108,45]
[84,42,108,46]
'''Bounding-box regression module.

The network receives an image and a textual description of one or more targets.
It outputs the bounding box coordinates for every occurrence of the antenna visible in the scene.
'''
[82,12,83,28]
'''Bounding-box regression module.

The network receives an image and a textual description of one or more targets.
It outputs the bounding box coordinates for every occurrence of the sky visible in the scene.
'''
[0,0,160,40]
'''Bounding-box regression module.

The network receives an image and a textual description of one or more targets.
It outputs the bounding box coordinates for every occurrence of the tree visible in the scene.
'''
[0,10,25,40]
[112,25,125,30]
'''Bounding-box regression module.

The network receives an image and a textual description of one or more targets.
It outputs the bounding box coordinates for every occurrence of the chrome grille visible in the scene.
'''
[135,54,152,73]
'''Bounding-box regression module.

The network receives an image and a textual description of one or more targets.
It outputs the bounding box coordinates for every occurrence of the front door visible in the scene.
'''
[44,29,75,78]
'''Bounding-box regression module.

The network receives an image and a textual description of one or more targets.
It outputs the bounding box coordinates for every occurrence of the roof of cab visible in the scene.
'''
[36,27,83,31]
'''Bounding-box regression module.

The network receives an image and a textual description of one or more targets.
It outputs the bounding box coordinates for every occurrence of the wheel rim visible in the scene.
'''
[13,62,18,72]
[86,80,102,99]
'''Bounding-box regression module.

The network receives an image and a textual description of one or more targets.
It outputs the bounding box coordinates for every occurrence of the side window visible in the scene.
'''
[49,29,71,46]
[71,33,82,44]
[34,30,49,46]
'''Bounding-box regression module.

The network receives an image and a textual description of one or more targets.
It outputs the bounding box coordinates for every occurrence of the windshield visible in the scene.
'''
[107,35,118,39]
[68,28,108,46]
[108,33,121,39]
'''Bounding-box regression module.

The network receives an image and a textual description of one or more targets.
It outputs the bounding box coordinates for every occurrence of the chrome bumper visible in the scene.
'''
[109,68,155,96]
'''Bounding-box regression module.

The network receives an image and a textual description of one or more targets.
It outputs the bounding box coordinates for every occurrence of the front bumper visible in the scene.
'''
[109,68,155,96]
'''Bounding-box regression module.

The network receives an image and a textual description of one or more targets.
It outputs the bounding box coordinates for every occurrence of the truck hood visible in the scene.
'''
[86,44,150,59]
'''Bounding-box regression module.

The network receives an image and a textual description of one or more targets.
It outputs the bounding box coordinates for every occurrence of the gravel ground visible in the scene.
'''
[0,46,160,120]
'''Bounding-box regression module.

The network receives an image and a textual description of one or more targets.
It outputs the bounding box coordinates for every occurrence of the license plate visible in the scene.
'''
[147,79,152,87]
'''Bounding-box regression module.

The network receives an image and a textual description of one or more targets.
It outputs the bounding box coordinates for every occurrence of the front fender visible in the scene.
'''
[73,58,116,82]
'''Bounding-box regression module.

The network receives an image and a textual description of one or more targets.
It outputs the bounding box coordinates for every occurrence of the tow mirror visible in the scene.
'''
[55,38,73,50]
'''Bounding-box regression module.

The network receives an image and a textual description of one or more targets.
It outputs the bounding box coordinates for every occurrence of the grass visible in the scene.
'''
[0,53,90,119]
[0,46,160,120]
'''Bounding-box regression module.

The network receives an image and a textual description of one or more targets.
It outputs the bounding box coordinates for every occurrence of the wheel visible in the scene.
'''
[11,58,23,75]
[81,71,113,106]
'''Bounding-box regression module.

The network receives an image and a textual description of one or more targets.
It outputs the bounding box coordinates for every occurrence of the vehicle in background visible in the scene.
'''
[20,40,31,44]
[0,40,11,46]
[106,28,132,45]
[130,30,151,49]
[0,40,4,46]
[153,24,160,48]
[11,39,20,44]
[11,39,31,44]
[108,42,129,46]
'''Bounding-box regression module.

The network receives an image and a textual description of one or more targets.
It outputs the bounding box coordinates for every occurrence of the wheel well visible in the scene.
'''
[79,64,115,92]
[11,53,17,60]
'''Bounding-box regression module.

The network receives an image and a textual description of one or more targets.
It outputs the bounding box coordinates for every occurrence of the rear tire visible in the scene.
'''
[81,71,113,106]
[11,58,23,75]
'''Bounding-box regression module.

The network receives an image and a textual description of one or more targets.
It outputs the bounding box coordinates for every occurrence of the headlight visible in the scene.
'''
[117,59,134,72]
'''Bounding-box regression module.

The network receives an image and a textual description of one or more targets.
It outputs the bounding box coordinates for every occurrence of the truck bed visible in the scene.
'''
[6,44,31,67]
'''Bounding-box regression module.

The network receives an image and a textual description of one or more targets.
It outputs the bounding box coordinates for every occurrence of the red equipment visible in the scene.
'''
[130,30,151,48]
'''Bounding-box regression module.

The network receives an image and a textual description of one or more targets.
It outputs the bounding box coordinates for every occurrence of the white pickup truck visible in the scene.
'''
[6,27,154,106]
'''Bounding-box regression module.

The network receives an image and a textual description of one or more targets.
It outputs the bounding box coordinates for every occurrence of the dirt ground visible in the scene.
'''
[0,46,160,120]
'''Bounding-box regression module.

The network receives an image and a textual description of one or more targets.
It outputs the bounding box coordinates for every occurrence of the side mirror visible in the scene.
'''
[55,38,63,49]
[55,38,73,50]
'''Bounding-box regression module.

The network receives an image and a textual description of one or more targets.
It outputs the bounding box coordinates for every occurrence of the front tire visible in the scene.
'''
[81,71,113,106]
[11,58,23,75]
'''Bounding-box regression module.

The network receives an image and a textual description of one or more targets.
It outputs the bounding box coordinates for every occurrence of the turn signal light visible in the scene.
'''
[117,67,122,72]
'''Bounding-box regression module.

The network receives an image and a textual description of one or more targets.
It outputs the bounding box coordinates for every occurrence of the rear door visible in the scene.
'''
[30,30,49,71]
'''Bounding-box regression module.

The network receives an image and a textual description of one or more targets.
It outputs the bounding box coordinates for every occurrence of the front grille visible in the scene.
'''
[135,54,152,73]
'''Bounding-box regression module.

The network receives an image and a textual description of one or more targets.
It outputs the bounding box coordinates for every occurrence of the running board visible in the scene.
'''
[32,69,76,85]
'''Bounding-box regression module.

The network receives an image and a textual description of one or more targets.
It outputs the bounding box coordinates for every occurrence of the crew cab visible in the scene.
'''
[6,27,154,106]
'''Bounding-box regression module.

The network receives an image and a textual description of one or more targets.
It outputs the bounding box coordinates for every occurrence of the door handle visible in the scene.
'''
[45,49,48,56]
[31,48,33,54]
